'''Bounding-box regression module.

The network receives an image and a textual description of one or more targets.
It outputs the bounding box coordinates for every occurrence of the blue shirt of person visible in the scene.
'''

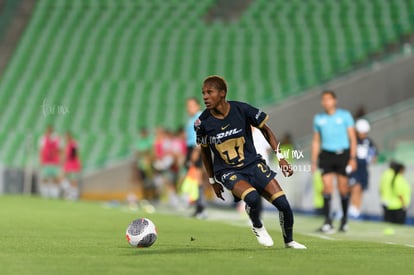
[313,108,354,152]
[186,111,202,147]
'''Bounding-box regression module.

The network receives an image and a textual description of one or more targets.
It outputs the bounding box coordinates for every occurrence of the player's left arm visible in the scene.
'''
[244,103,293,177]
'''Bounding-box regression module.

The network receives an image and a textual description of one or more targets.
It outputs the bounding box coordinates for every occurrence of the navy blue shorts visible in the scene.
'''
[214,160,276,194]
[349,168,369,190]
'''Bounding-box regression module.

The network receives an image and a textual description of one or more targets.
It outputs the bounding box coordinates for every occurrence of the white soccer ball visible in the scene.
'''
[125,218,157,248]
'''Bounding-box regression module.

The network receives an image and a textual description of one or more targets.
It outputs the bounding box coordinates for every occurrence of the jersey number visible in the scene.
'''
[215,137,245,166]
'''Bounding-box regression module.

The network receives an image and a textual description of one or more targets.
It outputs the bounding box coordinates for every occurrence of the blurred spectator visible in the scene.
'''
[152,127,169,201]
[183,97,206,218]
[170,127,187,185]
[61,131,82,200]
[134,127,155,200]
[380,161,411,224]
[348,119,377,219]
[152,127,180,207]
[39,125,61,198]
[312,170,324,215]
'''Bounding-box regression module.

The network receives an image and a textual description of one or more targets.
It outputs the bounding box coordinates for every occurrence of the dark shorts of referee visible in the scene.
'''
[318,149,350,176]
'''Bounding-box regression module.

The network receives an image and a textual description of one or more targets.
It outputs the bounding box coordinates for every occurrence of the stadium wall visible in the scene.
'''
[364,98,414,152]
[80,159,140,201]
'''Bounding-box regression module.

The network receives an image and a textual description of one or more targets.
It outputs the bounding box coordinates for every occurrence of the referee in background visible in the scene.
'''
[185,97,207,219]
[311,90,357,233]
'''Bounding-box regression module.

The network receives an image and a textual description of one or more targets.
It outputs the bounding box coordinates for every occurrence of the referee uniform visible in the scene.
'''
[313,108,355,231]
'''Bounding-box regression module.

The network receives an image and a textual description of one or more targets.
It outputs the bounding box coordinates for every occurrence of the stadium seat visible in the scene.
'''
[1,0,413,169]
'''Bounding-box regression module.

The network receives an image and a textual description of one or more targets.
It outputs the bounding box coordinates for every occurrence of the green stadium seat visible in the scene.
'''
[1,0,413,169]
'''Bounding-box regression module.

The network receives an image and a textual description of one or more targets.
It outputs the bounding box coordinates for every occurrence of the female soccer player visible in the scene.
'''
[195,75,306,249]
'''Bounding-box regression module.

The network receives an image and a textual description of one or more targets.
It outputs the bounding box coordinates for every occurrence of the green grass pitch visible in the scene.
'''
[1,195,413,275]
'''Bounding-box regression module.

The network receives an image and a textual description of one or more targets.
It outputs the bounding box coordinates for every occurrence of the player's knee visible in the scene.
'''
[243,190,261,209]
[323,186,334,194]
[339,186,350,196]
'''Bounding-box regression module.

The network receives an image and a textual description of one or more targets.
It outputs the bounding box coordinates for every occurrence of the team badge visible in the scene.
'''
[230,175,237,181]
[194,119,201,130]
[194,119,201,127]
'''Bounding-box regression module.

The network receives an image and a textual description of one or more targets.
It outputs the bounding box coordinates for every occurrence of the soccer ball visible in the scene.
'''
[125,218,157,248]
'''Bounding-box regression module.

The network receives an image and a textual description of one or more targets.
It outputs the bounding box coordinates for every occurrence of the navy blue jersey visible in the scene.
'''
[195,101,269,174]
[356,136,377,166]
[349,137,377,190]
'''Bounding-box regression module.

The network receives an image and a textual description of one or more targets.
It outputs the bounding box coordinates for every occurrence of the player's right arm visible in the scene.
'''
[195,115,225,200]
[200,145,224,200]
[311,131,320,173]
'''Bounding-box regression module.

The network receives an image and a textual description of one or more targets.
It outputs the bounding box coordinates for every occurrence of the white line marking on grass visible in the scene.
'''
[384,242,414,248]
[306,233,337,241]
